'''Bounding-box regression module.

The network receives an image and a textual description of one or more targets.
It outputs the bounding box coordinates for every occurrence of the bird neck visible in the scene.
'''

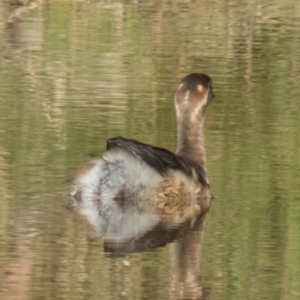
[175,107,206,168]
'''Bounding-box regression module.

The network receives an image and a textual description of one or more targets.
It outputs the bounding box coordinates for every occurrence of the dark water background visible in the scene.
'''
[0,0,300,299]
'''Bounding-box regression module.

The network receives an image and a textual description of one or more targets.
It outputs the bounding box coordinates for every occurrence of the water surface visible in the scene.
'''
[0,0,300,299]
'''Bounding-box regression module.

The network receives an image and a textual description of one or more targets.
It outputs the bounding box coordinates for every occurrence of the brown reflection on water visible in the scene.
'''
[92,212,206,300]
[6,234,33,300]
[170,218,205,300]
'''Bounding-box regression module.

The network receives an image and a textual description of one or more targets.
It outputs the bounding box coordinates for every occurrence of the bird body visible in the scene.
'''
[70,73,214,240]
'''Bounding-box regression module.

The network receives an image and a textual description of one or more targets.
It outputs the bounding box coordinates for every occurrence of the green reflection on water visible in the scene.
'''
[0,0,300,299]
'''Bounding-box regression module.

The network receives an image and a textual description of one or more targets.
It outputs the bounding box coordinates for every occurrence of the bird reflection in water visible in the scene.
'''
[69,73,214,300]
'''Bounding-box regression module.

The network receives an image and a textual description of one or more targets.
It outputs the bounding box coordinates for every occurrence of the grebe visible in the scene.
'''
[70,73,214,239]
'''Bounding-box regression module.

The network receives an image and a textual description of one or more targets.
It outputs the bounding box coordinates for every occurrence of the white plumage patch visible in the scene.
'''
[70,149,162,241]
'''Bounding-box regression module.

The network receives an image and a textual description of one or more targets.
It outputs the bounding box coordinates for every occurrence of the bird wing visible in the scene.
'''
[106,137,207,184]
